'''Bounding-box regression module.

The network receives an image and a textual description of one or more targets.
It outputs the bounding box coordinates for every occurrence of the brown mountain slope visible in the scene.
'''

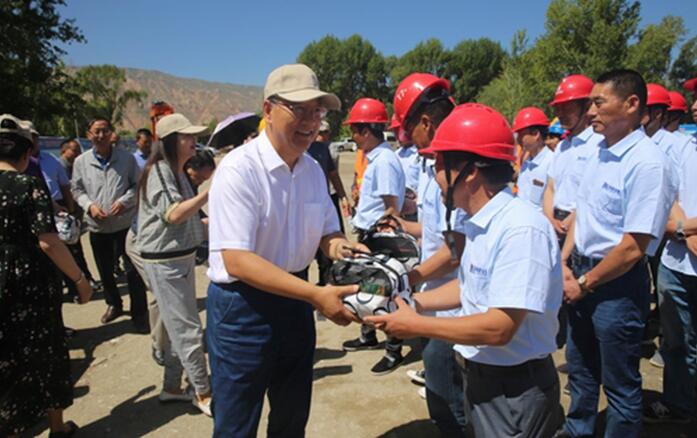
[113,67,263,132]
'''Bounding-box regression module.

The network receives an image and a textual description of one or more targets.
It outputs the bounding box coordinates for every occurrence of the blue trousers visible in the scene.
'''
[657,263,697,417]
[422,338,469,437]
[207,277,315,438]
[565,258,650,438]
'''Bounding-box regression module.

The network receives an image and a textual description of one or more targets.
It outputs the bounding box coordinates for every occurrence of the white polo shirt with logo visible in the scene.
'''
[453,188,562,366]
[517,146,554,211]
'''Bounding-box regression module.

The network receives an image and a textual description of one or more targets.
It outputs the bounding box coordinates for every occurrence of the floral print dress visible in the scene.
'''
[0,171,72,436]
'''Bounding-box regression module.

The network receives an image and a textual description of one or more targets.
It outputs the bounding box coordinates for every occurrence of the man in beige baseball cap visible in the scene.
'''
[206,63,365,436]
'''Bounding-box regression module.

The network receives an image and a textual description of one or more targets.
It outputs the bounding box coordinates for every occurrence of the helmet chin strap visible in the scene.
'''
[443,158,473,261]
[568,100,591,137]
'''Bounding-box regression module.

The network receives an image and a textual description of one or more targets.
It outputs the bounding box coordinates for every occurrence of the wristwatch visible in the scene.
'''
[676,220,687,241]
[577,274,594,294]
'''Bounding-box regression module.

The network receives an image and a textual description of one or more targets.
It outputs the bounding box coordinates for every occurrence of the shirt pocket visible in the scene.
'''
[596,183,623,223]
[529,179,546,206]
[303,203,325,246]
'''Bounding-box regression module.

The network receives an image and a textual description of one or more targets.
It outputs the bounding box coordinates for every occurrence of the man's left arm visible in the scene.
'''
[115,156,140,211]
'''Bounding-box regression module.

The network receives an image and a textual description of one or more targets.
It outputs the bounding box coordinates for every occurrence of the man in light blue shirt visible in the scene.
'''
[367,103,562,438]
[560,70,673,438]
[342,97,406,375]
[132,128,152,170]
[643,78,697,424]
[395,142,420,220]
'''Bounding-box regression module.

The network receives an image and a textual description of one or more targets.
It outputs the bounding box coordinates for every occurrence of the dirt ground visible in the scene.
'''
[22,151,695,438]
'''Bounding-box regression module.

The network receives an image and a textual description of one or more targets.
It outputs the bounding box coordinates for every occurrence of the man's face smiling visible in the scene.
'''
[267,98,325,155]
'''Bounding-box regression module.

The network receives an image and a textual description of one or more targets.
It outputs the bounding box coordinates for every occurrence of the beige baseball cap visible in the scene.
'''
[156,113,207,139]
[264,64,341,111]
[20,120,39,136]
[0,114,33,142]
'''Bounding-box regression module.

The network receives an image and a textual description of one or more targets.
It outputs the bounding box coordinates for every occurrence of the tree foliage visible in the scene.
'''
[447,38,507,102]
[0,0,85,134]
[73,65,147,129]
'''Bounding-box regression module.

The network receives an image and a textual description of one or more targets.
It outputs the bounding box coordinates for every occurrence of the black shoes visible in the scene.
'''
[371,353,404,375]
[100,305,124,324]
[342,336,380,351]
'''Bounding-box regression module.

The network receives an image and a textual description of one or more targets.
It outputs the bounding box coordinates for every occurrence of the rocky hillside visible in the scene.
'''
[110,67,263,131]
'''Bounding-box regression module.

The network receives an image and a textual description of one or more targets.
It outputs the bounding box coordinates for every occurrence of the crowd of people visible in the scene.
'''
[1,61,696,438]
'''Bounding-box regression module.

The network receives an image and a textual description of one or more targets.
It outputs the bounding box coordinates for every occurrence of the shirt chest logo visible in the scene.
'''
[601,182,620,195]
[469,264,488,276]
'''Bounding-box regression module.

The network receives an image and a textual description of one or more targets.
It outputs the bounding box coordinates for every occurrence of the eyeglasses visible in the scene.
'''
[270,98,328,120]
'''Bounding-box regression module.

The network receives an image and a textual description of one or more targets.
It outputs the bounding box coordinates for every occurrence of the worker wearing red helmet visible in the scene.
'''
[543,75,604,243]
[687,77,697,126]
[388,72,470,437]
[341,97,408,375]
[390,114,420,220]
[642,76,697,424]
[367,103,563,438]
[665,91,689,134]
[643,83,690,176]
[513,107,553,211]
[559,69,673,437]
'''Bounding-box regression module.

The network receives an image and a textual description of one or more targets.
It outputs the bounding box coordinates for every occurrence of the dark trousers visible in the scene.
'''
[89,228,147,318]
[63,238,94,297]
[423,339,469,437]
[554,208,571,349]
[464,355,561,438]
[330,193,345,234]
[565,254,650,438]
[207,271,315,438]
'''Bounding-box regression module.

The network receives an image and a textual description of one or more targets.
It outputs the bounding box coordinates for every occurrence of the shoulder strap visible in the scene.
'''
[154,161,175,204]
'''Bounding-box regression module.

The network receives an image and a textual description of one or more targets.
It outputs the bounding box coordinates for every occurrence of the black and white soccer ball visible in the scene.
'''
[360,216,420,270]
[330,253,414,321]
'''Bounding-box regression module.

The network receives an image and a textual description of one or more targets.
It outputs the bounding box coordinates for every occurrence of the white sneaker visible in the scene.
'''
[418,387,426,399]
[193,395,213,417]
[406,369,426,385]
[158,389,192,403]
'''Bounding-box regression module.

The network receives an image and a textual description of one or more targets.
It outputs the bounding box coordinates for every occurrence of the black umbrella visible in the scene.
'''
[206,112,261,149]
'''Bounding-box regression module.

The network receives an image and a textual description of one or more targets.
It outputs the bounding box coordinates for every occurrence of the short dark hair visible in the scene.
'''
[136,128,152,139]
[0,133,33,162]
[185,150,216,171]
[529,125,549,138]
[443,151,514,187]
[353,123,384,140]
[60,138,79,151]
[595,69,647,113]
[87,117,112,131]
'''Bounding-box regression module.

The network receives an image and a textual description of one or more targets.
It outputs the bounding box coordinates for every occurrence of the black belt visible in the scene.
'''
[455,352,552,377]
[570,248,603,269]
[141,247,197,260]
[553,208,571,221]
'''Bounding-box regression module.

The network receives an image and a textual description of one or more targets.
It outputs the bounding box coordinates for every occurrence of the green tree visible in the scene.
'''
[448,38,508,102]
[669,36,697,88]
[74,65,147,129]
[389,39,451,89]
[0,0,85,135]
[626,16,686,83]
[298,34,389,133]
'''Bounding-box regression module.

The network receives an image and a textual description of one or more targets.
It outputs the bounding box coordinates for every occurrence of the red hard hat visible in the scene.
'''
[421,103,516,162]
[512,107,550,132]
[388,114,401,131]
[668,91,688,113]
[393,73,451,125]
[684,77,697,93]
[344,98,388,125]
[549,74,594,106]
[646,83,671,107]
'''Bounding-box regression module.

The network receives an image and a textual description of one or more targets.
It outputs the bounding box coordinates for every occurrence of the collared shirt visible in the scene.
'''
[133,150,148,170]
[453,188,562,366]
[352,142,405,230]
[662,140,697,276]
[39,151,69,201]
[417,157,468,317]
[574,129,673,258]
[396,145,420,192]
[71,146,140,233]
[517,147,553,211]
[207,131,340,284]
[547,126,604,211]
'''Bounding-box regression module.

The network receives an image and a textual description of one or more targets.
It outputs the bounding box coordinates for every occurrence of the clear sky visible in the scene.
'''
[58,0,697,86]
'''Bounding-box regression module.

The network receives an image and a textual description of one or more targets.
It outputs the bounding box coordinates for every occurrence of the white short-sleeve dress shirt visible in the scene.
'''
[574,129,673,259]
[207,131,340,283]
[453,188,562,366]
